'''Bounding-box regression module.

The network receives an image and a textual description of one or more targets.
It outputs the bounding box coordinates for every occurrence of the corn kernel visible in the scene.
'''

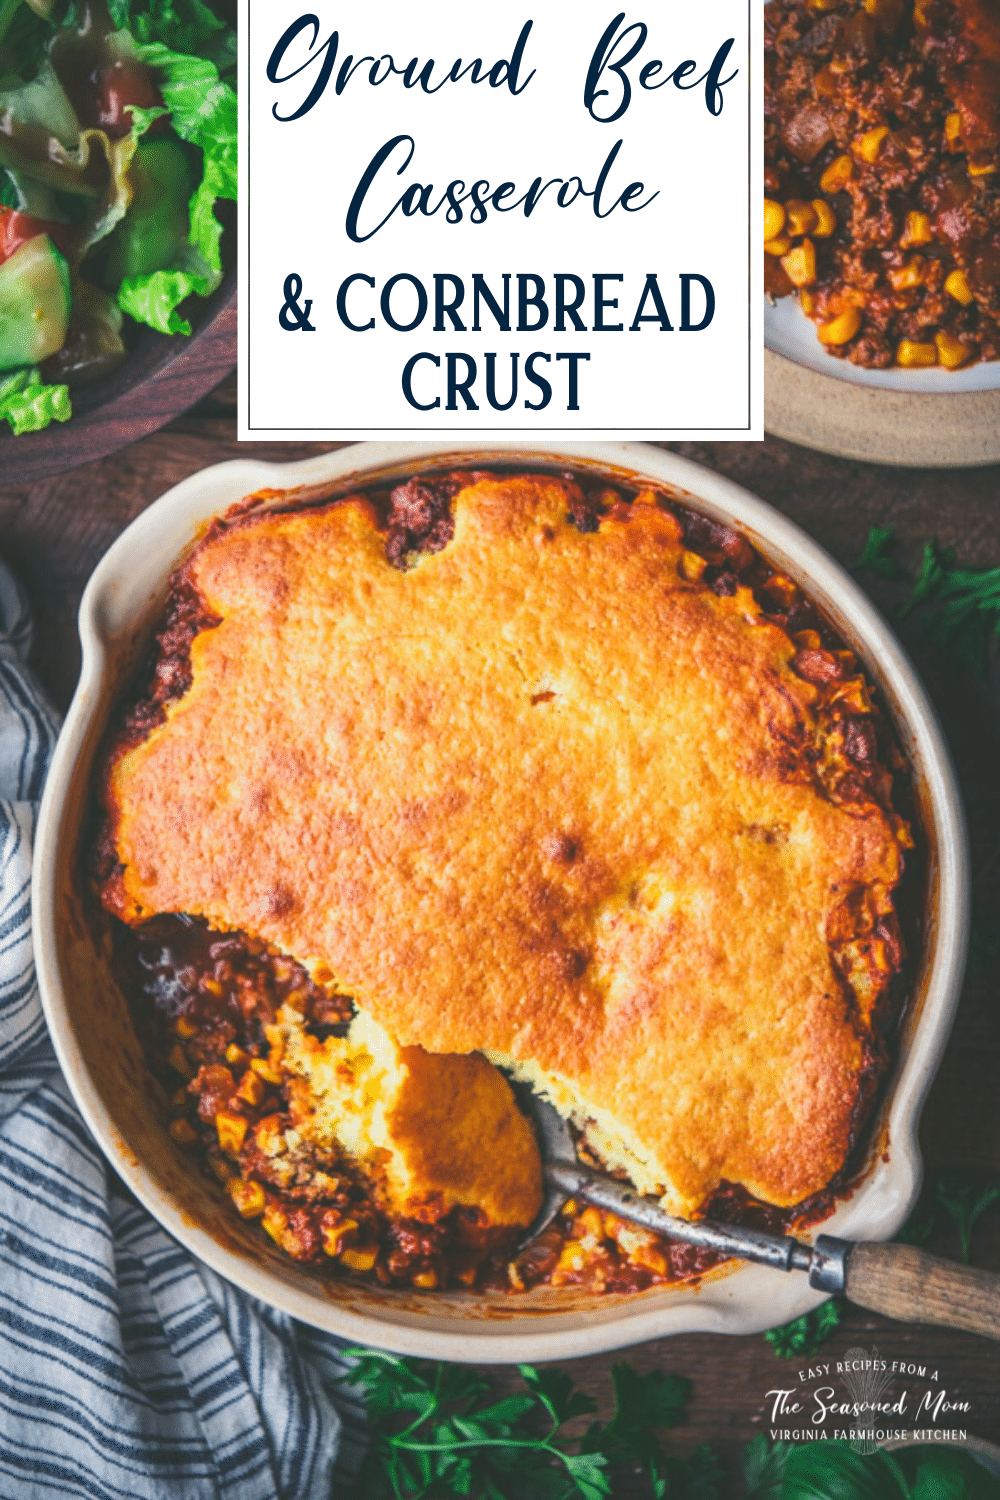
[262,1202,288,1244]
[900,211,932,248]
[945,112,962,144]
[226,1043,250,1067]
[896,339,937,367]
[817,306,862,345]
[764,234,792,257]
[680,550,707,582]
[856,125,890,164]
[216,1109,248,1156]
[889,257,925,290]
[781,238,817,287]
[809,0,841,10]
[173,1014,198,1038]
[935,330,971,369]
[412,1269,439,1289]
[784,199,817,237]
[631,1243,669,1277]
[800,290,818,316]
[765,573,798,609]
[944,269,973,304]
[763,199,786,241]
[341,1246,379,1273]
[811,199,836,236]
[168,1117,198,1147]
[577,1206,605,1242]
[321,1217,358,1256]
[236,1069,266,1107]
[968,159,997,178]
[167,1043,193,1080]
[794,630,822,650]
[820,155,853,194]
[250,1058,284,1086]
[201,978,224,998]
[561,1198,579,1216]
[229,1178,266,1218]
[556,1243,586,1274]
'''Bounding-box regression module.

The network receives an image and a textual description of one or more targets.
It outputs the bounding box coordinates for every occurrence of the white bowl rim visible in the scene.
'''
[32,440,970,1363]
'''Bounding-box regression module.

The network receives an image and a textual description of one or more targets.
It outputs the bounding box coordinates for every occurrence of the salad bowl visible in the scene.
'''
[0,0,236,480]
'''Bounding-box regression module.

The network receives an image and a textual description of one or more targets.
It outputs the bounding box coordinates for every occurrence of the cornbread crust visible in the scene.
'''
[275,1007,543,1228]
[100,473,910,1217]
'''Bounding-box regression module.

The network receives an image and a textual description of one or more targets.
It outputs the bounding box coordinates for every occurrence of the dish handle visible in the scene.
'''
[845,1243,1000,1341]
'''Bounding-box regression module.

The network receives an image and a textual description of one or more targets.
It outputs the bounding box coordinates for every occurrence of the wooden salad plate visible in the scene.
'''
[0,273,236,485]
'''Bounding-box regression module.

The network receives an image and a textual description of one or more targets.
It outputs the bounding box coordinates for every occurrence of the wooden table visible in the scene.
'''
[2,381,998,1486]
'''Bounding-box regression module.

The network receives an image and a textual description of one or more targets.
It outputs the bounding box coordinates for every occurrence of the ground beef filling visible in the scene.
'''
[125,915,756,1293]
[766,0,1000,369]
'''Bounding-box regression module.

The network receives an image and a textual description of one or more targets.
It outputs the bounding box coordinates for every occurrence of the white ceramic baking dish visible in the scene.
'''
[32,442,969,1362]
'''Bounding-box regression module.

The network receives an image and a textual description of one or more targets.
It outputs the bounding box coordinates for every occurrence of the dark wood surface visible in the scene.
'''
[2,382,998,1485]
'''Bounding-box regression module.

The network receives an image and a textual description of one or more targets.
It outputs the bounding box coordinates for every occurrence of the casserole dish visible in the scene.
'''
[32,442,969,1361]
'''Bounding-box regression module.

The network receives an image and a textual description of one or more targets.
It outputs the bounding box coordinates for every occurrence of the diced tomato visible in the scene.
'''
[98,59,167,138]
[0,209,76,266]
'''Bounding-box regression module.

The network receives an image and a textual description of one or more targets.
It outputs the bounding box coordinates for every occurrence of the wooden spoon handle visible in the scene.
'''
[845,1242,1000,1341]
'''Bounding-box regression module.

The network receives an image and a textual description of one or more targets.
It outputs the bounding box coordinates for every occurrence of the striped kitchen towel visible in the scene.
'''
[0,561,367,1500]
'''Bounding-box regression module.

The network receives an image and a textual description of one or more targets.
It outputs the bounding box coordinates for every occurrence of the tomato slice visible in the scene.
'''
[0,208,76,266]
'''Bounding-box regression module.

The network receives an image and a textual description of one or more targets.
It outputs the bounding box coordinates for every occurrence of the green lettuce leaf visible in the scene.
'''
[134,40,236,164]
[0,0,51,79]
[107,0,234,68]
[117,260,203,334]
[0,365,71,434]
[116,38,235,335]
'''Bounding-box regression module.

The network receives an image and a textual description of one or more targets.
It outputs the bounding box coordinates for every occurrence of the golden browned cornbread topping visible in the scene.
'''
[97,470,913,1294]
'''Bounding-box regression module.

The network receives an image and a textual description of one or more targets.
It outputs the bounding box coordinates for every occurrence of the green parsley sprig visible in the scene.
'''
[857,525,905,582]
[895,1172,1000,1265]
[856,526,1000,676]
[340,1350,716,1499]
[344,1352,1000,1499]
[744,1437,1000,1499]
[764,1298,842,1359]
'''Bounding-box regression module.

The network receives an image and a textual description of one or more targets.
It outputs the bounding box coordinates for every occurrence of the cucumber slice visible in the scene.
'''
[0,233,71,371]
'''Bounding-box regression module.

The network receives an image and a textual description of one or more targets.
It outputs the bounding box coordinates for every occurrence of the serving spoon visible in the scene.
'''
[520,1092,1000,1342]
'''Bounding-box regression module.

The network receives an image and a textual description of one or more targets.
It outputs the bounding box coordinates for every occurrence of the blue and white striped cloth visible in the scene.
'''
[0,561,367,1499]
